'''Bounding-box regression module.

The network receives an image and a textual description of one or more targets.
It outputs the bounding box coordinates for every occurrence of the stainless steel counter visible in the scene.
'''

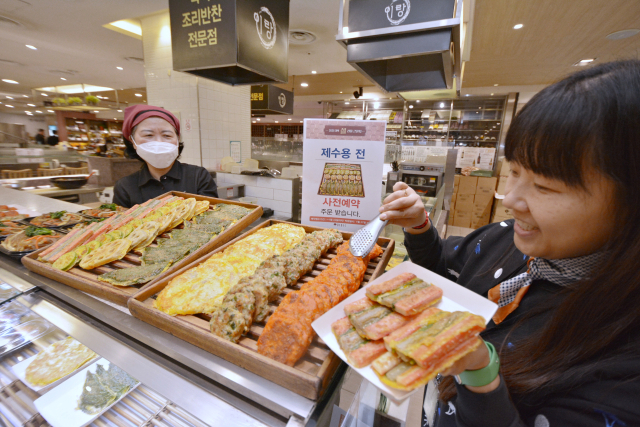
[0,186,88,213]
[0,191,344,427]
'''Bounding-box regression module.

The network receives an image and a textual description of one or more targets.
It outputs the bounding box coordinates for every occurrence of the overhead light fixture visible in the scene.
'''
[2,79,18,84]
[409,105,414,109]
[345,102,350,105]
[465,94,470,97]
[439,102,445,108]
[340,91,343,94]
[35,110,42,113]
[374,102,380,109]
[300,121,303,123]
[26,45,37,50]
[6,96,13,99]
[114,118,117,120]
[252,121,256,123]
[117,109,122,112]
[416,100,420,103]
[116,66,123,70]
[494,84,499,86]
[300,83,308,87]
[23,95,28,98]
[513,24,524,30]
[491,93,494,96]
[47,110,54,113]
[93,110,99,113]
[288,118,292,120]
[105,19,142,38]
[275,121,279,123]
[574,58,596,66]
[60,77,66,80]
[606,29,640,40]
[135,93,142,97]
[27,104,35,107]
[257,118,260,121]
[6,105,13,108]
[41,93,48,96]
[311,71,317,74]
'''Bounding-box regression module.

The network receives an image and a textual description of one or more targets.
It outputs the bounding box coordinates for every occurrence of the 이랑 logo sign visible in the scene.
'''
[278,92,286,108]
[254,7,277,49]
[385,0,411,26]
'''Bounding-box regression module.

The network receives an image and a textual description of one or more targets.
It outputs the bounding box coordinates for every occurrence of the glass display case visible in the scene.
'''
[251,137,303,162]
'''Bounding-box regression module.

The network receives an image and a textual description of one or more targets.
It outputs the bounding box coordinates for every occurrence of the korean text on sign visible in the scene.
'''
[188,29,217,47]
[182,5,222,27]
[321,148,365,160]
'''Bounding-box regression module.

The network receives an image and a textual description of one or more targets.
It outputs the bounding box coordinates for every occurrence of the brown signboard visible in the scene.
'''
[251,85,293,115]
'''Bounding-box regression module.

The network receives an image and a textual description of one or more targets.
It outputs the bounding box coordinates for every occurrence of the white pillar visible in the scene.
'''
[140,12,251,169]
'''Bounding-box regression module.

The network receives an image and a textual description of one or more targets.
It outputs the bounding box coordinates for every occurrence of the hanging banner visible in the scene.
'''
[302,119,386,232]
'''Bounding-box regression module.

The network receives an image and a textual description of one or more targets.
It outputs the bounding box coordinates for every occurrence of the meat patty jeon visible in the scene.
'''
[257,242,383,366]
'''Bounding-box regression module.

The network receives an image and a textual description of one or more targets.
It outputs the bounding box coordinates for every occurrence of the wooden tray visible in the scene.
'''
[128,220,394,400]
[21,192,262,306]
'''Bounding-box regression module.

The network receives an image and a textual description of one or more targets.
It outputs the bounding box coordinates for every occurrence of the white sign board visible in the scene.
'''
[301,119,386,232]
[456,147,496,169]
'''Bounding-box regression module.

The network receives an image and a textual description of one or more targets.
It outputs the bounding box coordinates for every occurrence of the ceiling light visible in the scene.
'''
[513,24,524,30]
[252,121,256,123]
[300,83,308,87]
[606,29,640,40]
[6,96,12,99]
[345,102,350,105]
[2,79,18,84]
[47,110,54,113]
[114,118,117,120]
[374,102,380,109]
[60,77,66,81]
[117,109,122,112]
[116,66,123,70]
[288,118,292,120]
[107,20,142,37]
[26,45,37,50]
[439,102,445,108]
[340,91,343,94]
[41,93,48,96]
[27,104,35,107]
[311,71,317,74]
[300,121,303,123]
[409,105,414,109]
[23,95,28,98]
[93,110,99,113]
[35,110,42,113]
[580,58,595,63]
[135,93,142,97]
[494,84,499,86]
[574,58,596,67]
[275,121,279,123]
[6,105,13,108]
[416,100,420,103]
[465,94,470,97]
[491,93,494,96]
[257,118,260,121]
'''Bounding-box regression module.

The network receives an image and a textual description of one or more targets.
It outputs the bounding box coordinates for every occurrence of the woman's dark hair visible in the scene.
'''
[440,60,640,400]
[123,125,184,161]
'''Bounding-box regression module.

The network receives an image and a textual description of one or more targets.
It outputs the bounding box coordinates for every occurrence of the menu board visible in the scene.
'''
[301,119,385,232]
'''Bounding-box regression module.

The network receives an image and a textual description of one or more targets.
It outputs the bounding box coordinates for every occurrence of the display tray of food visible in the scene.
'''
[0,226,66,259]
[128,220,395,400]
[0,220,29,240]
[21,211,87,229]
[0,205,31,222]
[312,261,498,402]
[80,203,128,219]
[22,192,262,307]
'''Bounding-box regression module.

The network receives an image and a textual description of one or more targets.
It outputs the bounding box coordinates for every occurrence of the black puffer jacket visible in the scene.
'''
[404,219,640,427]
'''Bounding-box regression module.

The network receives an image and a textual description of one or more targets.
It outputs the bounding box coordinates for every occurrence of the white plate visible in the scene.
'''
[11,350,97,394]
[34,358,139,427]
[311,261,498,402]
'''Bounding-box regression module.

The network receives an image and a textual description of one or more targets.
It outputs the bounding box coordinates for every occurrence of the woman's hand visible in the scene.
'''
[379,182,428,232]
[441,338,501,393]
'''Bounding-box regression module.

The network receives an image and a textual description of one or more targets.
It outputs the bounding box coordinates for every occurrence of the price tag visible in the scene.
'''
[226,187,234,198]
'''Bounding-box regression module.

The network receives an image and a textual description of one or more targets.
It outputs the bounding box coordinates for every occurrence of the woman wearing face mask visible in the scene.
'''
[379,60,640,426]
[113,105,218,208]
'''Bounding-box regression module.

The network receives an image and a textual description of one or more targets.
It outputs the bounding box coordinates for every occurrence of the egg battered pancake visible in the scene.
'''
[79,239,132,270]
[154,224,306,315]
[154,259,240,315]
[25,337,96,387]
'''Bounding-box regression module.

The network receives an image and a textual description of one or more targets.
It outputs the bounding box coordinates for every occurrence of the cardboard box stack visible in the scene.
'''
[449,175,497,229]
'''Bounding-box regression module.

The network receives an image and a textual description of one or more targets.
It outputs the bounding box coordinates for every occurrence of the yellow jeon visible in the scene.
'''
[154,224,306,316]
[25,337,96,386]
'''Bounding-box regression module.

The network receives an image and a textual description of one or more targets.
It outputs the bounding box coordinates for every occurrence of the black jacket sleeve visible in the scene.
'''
[112,180,132,208]
[196,168,218,198]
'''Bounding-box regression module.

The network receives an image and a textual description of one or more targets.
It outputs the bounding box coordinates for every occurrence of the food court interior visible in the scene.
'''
[0,0,638,426]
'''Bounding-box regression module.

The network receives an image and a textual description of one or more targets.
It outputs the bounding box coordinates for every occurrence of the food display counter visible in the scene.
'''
[0,189,347,427]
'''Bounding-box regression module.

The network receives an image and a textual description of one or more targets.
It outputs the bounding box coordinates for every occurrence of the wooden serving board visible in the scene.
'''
[21,192,262,307]
[128,220,394,400]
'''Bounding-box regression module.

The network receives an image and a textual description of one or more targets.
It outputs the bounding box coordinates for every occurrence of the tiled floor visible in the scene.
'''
[338,368,424,427]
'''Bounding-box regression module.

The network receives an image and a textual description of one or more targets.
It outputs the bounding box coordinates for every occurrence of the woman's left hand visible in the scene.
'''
[440,338,501,393]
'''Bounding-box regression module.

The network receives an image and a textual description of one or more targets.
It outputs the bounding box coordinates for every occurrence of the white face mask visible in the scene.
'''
[134,140,178,169]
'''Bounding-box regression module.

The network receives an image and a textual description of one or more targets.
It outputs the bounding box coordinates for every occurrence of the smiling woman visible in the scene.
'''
[112,104,218,207]
[378,60,640,427]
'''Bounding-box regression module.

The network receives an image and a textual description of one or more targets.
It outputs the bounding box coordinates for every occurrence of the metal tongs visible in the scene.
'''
[349,214,388,258]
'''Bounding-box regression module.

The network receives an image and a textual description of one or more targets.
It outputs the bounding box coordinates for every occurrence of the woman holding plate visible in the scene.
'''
[378,60,640,426]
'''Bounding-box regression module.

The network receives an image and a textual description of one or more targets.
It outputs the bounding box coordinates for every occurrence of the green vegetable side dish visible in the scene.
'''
[50,211,66,219]
[25,226,53,237]
[99,203,117,211]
